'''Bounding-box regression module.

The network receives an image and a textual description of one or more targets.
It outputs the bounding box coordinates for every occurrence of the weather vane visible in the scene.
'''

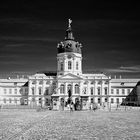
[68,18,72,28]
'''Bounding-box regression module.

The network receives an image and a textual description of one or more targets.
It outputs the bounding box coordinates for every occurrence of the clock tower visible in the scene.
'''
[57,19,83,76]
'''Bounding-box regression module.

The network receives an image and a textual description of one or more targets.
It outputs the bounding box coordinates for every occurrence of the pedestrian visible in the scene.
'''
[70,102,74,112]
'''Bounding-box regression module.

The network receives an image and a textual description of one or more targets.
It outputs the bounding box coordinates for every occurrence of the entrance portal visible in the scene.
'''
[75,98,81,110]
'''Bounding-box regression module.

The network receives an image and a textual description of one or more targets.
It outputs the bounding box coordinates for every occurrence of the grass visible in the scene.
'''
[0,109,140,140]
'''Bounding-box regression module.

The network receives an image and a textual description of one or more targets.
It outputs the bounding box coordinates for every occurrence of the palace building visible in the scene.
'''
[0,20,140,110]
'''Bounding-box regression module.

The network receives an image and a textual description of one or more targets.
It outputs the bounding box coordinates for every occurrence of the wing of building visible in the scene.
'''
[0,20,140,110]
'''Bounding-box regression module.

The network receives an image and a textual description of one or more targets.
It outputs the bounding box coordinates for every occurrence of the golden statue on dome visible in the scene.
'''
[68,18,72,28]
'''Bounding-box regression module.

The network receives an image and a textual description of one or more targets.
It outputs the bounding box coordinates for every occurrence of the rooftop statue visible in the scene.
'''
[68,18,72,28]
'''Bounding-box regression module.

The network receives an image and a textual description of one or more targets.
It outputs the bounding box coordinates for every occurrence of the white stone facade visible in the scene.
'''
[0,20,140,110]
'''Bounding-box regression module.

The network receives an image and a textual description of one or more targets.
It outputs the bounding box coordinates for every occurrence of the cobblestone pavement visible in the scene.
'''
[0,110,140,140]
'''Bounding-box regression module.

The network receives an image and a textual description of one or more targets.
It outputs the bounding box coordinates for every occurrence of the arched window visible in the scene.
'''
[76,62,78,70]
[68,61,72,70]
[60,62,63,71]
[75,84,79,94]
[67,84,72,96]
[60,84,65,94]
[67,84,72,91]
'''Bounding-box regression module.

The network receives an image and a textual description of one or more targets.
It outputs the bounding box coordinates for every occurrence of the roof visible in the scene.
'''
[0,78,28,83]
[111,78,140,83]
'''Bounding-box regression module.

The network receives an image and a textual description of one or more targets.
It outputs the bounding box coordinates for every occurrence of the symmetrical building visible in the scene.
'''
[0,20,140,110]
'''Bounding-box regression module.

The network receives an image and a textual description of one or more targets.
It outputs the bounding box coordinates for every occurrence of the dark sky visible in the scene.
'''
[0,1,140,78]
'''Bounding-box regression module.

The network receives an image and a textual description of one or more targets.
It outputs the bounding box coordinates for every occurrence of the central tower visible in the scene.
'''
[57,19,83,76]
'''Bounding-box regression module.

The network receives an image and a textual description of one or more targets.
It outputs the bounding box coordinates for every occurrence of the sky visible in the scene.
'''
[0,1,140,78]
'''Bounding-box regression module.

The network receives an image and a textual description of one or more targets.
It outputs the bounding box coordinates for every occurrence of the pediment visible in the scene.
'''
[58,73,83,80]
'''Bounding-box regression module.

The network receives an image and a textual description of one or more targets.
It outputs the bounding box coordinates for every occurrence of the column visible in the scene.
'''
[108,80,111,103]
[28,80,32,96]
[72,83,75,95]
[42,80,46,96]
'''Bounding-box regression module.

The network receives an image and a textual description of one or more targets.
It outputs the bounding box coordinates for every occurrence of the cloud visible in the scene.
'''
[103,65,140,73]
[0,36,59,42]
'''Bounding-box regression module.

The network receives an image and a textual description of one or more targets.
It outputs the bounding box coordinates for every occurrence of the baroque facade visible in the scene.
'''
[0,20,140,110]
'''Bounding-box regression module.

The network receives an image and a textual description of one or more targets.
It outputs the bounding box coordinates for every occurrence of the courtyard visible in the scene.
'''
[0,109,140,140]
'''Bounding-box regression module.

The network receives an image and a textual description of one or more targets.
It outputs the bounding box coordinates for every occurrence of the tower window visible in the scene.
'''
[60,62,63,71]
[76,62,78,70]
[68,61,72,70]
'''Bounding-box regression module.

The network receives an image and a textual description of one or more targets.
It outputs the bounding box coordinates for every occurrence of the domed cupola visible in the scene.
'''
[57,19,82,54]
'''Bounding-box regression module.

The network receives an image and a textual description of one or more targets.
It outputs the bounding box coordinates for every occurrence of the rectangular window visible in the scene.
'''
[104,88,107,95]
[116,89,119,94]
[45,88,49,95]
[14,98,17,103]
[98,98,100,103]
[116,98,119,104]
[14,89,17,94]
[39,98,42,104]
[127,89,130,95]
[90,87,93,95]
[111,89,114,94]
[122,89,125,94]
[4,89,7,94]
[97,88,100,95]
[111,98,114,103]
[9,89,12,94]
[3,98,6,104]
[14,82,17,86]
[122,98,125,102]
[9,98,12,103]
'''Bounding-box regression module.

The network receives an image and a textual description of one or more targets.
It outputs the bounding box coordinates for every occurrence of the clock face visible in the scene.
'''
[67,55,72,59]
